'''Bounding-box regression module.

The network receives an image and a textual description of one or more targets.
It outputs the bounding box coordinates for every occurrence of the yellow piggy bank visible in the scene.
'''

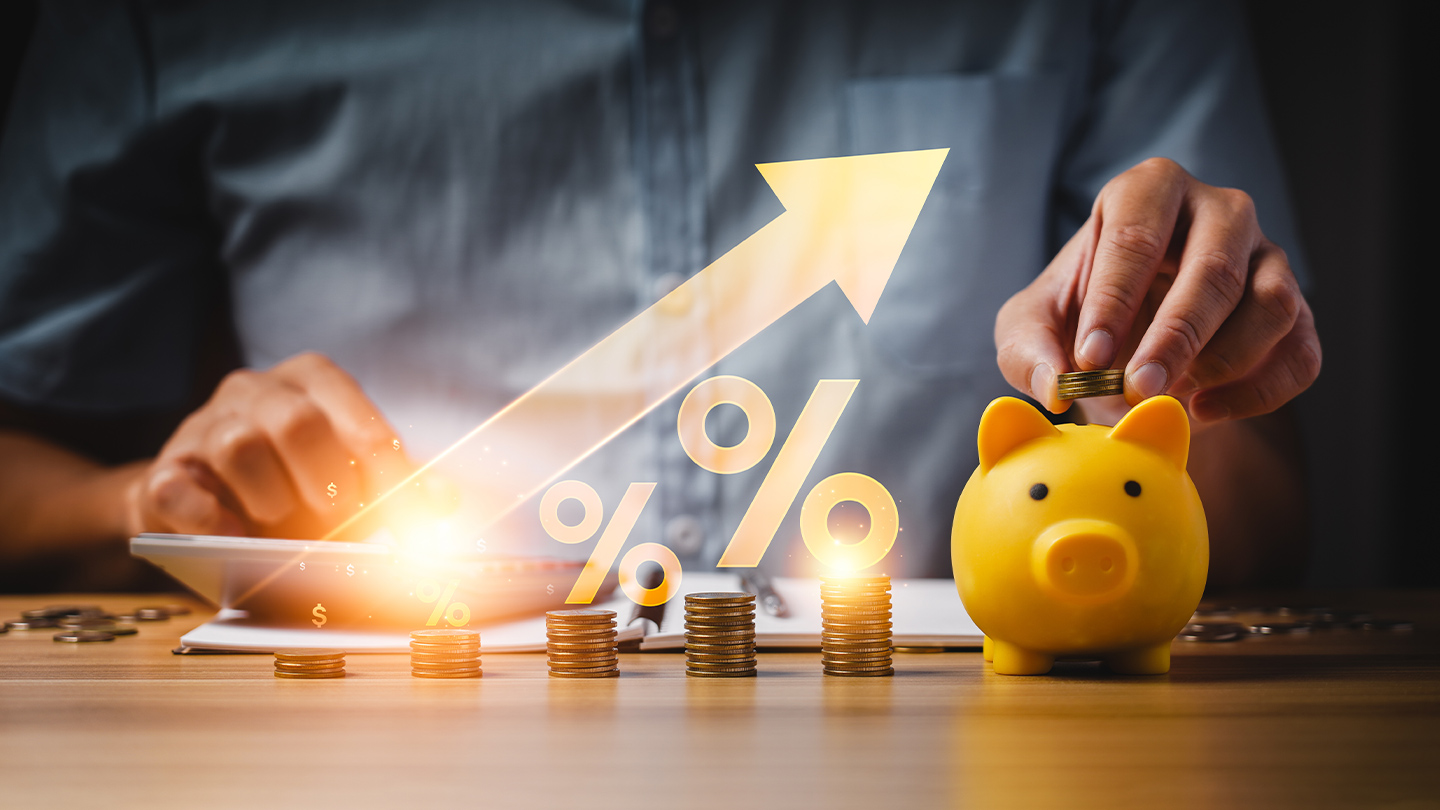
[952,395,1207,675]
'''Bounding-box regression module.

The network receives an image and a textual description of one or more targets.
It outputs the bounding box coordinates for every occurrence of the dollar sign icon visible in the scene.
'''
[546,584,554,595]
[299,562,306,571]
[327,482,337,499]
[311,603,328,628]
[476,538,487,553]
[346,563,355,577]
[393,438,400,451]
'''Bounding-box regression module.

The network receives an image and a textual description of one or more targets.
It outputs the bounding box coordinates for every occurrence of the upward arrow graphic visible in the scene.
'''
[326,148,949,541]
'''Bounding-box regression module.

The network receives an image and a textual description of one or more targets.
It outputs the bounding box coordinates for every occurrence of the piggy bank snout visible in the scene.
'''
[1031,520,1138,604]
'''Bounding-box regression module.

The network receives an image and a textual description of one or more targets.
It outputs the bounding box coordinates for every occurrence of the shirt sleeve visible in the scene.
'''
[0,0,223,414]
[1054,0,1311,290]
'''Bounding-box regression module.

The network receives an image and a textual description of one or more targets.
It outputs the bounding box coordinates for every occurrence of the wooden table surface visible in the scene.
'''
[2,591,1438,810]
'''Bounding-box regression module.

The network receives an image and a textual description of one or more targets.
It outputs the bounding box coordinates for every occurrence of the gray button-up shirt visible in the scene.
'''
[0,0,1303,575]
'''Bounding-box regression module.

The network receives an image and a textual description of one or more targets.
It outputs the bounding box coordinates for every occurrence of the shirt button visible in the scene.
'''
[665,515,705,556]
[647,3,679,39]
[653,272,693,316]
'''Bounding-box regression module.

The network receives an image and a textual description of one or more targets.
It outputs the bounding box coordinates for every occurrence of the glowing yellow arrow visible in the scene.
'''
[325,148,949,542]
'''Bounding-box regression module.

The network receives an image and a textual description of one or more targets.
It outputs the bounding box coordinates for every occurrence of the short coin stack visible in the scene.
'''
[820,575,894,677]
[546,609,619,678]
[1057,369,1124,400]
[409,629,482,678]
[684,592,757,678]
[274,649,346,679]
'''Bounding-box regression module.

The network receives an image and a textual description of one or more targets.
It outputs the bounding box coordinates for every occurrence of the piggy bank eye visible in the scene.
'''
[1125,480,1142,497]
[1029,483,1048,500]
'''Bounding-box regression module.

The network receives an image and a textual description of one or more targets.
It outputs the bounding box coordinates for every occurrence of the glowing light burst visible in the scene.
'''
[318,150,948,549]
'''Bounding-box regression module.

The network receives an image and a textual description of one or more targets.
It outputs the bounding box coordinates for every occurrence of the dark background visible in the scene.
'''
[1,2,1434,587]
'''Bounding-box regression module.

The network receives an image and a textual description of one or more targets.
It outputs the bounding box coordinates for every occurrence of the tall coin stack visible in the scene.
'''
[274,649,346,679]
[820,575,893,677]
[1056,369,1124,400]
[410,629,482,678]
[546,609,618,678]
[684,592,757,678]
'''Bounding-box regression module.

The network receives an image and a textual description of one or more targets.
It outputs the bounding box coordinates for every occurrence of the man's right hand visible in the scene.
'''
[124,352,409,539]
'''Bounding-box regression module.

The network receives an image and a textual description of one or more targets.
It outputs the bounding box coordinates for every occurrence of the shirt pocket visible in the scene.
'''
[844,71,1069,375]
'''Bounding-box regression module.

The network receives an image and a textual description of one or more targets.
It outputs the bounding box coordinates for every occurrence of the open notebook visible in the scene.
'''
[177,572,981,653]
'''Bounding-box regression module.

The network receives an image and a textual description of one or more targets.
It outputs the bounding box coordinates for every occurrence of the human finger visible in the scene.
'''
[1124,188,1260,402]
[139,459,247,536]
[1188,304,1321,422]
[204,414,300,526]
[1074,158,1188,370]
[1172,240,1301,395]
[246,381,362,516]
[995,227,1091,413]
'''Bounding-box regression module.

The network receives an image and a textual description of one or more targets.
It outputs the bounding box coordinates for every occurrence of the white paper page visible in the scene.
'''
[180,591,643,654]
[640,575,982,649]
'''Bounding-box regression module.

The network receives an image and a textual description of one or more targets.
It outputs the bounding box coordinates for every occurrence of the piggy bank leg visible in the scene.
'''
[1104,644,1171,675]
[989,639,1054,675]
[982,636,993,662]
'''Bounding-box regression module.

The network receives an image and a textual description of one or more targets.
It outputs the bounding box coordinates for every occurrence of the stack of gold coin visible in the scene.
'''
[274,649,346,679]
[546,609,618,678]
[820,575,893,677]
[409,629,482,678]
[684,592,757,678]
[1056,369,1124,400]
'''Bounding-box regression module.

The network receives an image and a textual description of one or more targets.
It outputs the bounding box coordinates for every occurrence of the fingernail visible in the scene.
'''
[1078,330,1115,368]
[1030,364,1053,404]
[1130,362,1168,400]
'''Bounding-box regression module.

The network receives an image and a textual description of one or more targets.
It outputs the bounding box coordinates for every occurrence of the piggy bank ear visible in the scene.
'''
[978,397,1060,473]
[1108,395,1189,469]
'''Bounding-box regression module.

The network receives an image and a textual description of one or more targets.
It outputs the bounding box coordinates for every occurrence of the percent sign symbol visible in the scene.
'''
[681,376,899,572]
[539,481,682,607]
[418,580,471,627]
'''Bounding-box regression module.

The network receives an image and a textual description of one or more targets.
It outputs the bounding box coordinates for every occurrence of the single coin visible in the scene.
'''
[411,669,482,679]
[273,658,345,669]
[410,628,480,641]
[22,607,69,619]
[684,651,757,661]
[824,667,894,677]
[409,653,481,664]
[57,617,120,630]
[821,630,893,640]
[274,670,346,679]
[1178,622,1245,642]
[686,664,758,675]
[545,642,616,654]
[409,640,481,650]
[683,610,757,621]
[684,621,756,633]
[544,662,619,674]
[87,623,138,636]
[685,593,756,605]
[893,646,945,653]
[53,630,116,642]
[822,647,895,658]
[546,609,617,621]
[685,669,758,678]
[7,618,59,630]
[545,625,617,635]
[410,662,484,673]
[1249,621,1312,635]
[274,665,347,676]
[1359,619,1415,632]
[548,660,622,671]
[275,648,346,660]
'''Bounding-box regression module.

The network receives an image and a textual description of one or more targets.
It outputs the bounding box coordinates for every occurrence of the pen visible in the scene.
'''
[628,565,667,630]
[740,569,790,618]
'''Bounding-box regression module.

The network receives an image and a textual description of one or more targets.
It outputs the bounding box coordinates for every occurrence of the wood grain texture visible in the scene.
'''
[1,591,1437,810]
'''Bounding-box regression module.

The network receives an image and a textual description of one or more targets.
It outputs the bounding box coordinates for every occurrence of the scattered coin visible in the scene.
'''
[1178,621,1246,642]
[684,592,756,678]
[1056,369,1124,400]
[1249,621,1312,635]
[1359,619,1415,633]
[134,607,171,621]
[53,630,116,643]
[410,629,481,679]
[6,618,60,630]
[275,648,346,679]
[546,610,616,678]
[820,575,893,677]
